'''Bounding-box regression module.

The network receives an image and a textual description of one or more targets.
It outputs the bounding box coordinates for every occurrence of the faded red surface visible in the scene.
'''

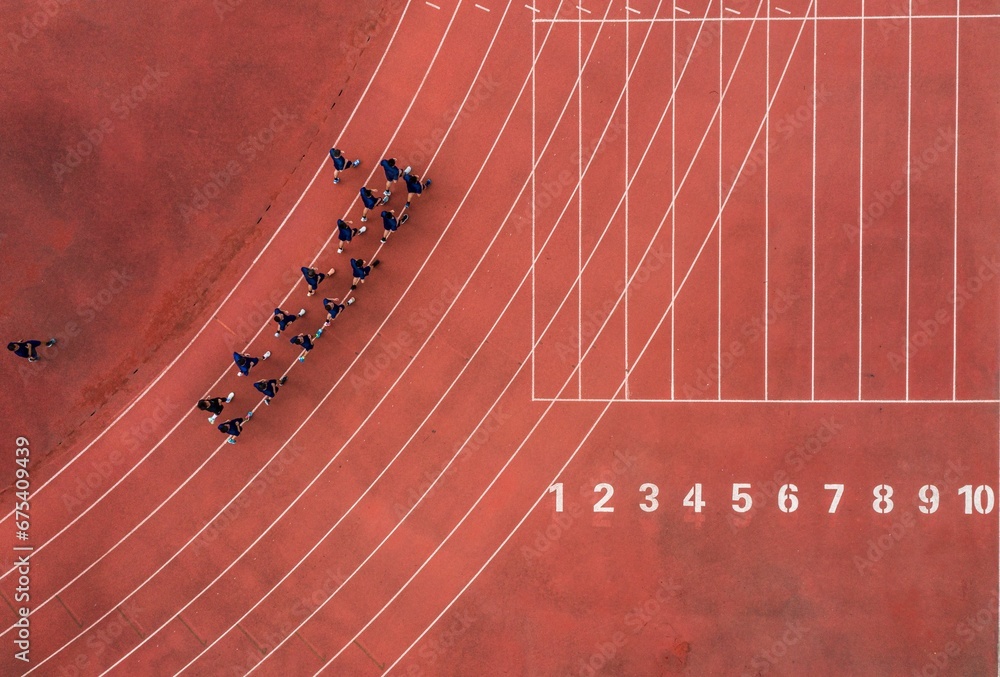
[1,1,998,676]
[1,0,383,467]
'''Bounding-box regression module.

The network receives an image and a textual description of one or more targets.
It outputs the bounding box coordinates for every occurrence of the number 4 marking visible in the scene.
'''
[683,484,705,513]
[824,484,844,513]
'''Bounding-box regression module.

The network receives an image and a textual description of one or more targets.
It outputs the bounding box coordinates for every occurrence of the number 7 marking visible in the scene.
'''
[824,484,844,513]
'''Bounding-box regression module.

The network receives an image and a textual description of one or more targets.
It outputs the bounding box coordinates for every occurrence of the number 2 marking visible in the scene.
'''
[594,483,615,512]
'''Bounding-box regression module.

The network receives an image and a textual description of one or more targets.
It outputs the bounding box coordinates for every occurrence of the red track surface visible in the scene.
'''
[3,1,998,675]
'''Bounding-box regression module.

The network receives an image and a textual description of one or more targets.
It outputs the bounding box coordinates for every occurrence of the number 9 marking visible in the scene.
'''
[918,485,939,514]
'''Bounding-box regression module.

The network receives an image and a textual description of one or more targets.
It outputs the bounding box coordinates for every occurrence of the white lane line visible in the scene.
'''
[765,0,770,400]
[0,0,419,527]
[427,1,441,7]
[811,0,817,400]
[858,0,865,400]
[0,0,419,582]
[531,398,1000,404]
[534,13,1000,21]
[577,4,592,13]
[269,8,749,670]
[577,4,583,397]
[624,12,630,397]
[263,3,647,673]
[476,3,490,10]
[532,2,719,357]
[92,2,598,674]
[952,0,960,400]
[10,0,461,659]
[526,3,539,11]
[671,3,676,399]
[905,0,912,400]
[718,1,723,399]
[380,13,816,672]
[676,5,690,14]
[627,6,640,14]
[775,6,791,14]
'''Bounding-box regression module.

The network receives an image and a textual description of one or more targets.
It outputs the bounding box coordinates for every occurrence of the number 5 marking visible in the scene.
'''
[824,484,844,513]
[731,484,752,513]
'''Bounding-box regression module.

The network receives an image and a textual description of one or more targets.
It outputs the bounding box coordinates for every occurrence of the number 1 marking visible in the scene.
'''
[548,483,563,513]
[824,484,844,513]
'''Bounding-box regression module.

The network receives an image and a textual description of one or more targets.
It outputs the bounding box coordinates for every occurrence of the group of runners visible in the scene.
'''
[10,147,432,448]
[203,149,432,444]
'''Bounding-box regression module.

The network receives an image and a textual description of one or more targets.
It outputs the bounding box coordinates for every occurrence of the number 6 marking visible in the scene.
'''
[778,484,799,513]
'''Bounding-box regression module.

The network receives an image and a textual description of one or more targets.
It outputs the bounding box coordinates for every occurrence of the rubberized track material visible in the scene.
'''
[2,1,997,675]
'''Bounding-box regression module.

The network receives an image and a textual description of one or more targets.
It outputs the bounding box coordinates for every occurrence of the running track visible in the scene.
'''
[4,1,998,675]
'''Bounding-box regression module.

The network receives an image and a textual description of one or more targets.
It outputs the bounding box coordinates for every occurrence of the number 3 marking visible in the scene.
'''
[639,483,659,512]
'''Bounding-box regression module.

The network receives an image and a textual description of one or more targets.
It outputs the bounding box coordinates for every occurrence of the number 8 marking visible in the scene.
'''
[872,484,894,514]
